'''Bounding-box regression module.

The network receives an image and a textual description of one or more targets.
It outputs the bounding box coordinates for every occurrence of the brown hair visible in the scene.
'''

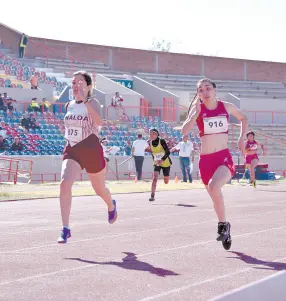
[246,131,255,137]
[187,78,217,114]
[73,70,93,98]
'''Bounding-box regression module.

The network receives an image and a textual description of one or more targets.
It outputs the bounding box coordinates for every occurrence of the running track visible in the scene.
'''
[1,182,286,301]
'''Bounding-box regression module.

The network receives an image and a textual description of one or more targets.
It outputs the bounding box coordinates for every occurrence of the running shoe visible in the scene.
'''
[108,200,117,224]
[216,222,231,241]
[57,228,71,244]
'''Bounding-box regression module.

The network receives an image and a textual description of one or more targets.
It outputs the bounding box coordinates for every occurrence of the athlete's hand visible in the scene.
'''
[156,160,163,166]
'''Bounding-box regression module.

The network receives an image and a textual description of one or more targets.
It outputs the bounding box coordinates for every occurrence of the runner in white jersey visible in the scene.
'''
[58,71,118,244]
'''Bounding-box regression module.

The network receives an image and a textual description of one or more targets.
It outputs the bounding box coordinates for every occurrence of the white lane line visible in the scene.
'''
[1,226,286,286]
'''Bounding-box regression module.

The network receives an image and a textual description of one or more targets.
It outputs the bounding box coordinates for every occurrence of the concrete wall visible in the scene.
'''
[240,97,286,124]
[94,88,107,118]
[133,76,179,121]
[2,22,286,82]
[96,74,143,119]
[1,154,285,184]
[24,37,286,82]
[0,85,53,103]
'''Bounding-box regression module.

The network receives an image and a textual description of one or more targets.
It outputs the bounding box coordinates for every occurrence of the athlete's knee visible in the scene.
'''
[208,180,220,195]
[153,172,159,181]
[60,178,73,192]
[164,176,169,184]
[96,187,108,197]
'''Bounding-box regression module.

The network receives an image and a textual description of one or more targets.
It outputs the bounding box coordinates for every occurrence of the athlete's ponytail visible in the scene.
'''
[187,92,198,115]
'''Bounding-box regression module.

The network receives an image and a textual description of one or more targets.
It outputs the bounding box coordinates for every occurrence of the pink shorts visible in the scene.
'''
[63,134,106,174]
[245,153,259,165]
[199,149,235,185]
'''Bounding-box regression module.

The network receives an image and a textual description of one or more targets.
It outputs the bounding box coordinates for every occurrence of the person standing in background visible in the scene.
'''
[132,134,148,181]
[171,135,194,183]
[19,33,28,58]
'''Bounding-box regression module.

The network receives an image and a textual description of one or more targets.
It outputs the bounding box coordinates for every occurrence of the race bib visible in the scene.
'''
[249,144,258,150]
[154,152,164,161]
[203,116,228,135]
[65,126,83,143]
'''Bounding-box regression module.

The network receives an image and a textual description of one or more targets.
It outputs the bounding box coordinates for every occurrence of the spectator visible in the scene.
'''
[11,137,24,151]
[124,140,132,156]
[30,74,39,90]
[4,96,16,113]
[27,112,40,130]
[0,93,6,112]
[111,92,127,120]
[0,121,7,139]
[19,113,30,132]
[28,98,41,112]
[19,33,28,58]
[0,135,7,153]
[41,98,51,112]
[171,135,194,183]
[132,134,149,181]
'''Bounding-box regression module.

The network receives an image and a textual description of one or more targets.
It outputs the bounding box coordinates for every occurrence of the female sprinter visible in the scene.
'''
[182,78,248,250]
[245,131,264,188]
[148,129,172,202]
[58,71,117,243]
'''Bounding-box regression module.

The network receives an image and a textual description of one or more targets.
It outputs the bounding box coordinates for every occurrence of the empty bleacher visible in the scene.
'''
[136,73,286,99]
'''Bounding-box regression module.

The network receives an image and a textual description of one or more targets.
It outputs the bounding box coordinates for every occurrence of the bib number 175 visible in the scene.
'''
[67,129,79,136]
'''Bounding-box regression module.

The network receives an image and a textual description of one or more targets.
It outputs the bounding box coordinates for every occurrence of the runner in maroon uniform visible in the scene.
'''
[182,78,248,250]
[245,131,264,188]
[58,71,117,243]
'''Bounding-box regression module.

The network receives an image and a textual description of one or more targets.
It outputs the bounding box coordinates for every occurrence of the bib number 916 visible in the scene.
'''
[208,121,224,128]
[203,116,228,134]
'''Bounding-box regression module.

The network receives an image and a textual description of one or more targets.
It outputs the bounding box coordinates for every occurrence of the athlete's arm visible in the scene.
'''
[85,98,103,125]
[257,141,265,154]
[160,139,170,161]
[244,141,249,152]
[170,143,180,152]
[225,102,248,153]
[181,102,200,136]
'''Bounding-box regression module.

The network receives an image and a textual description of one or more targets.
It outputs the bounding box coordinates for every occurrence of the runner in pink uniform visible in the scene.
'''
[244,131,264,188]
[182,78,248,250]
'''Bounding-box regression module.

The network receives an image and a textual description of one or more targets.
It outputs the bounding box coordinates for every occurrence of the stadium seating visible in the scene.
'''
[0,51,69,95]
[1,106,286,157]
[135,73,286,99]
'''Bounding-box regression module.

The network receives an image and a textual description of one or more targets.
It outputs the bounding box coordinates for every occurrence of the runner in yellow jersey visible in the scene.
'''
[148,128,172,202]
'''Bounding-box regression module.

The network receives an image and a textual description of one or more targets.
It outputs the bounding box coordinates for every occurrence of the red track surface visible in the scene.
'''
[1,183,286,301]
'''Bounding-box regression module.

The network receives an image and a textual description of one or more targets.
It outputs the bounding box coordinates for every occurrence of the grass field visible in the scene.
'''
[0,178,284,201]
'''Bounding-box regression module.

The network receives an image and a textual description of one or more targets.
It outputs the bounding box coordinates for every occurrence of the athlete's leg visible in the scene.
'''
[149,170,160,201]
[205,165,231,223]
[104,158,109,176]
[151,171,160,194]
[60,159,81,227]
[163,166,170,184]
[250,158,258,183]
[88,168,114,211]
